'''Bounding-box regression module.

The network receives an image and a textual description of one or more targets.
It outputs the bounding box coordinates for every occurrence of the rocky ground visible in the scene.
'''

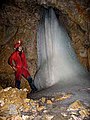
[0,0,90,89]
[0,87,90,120]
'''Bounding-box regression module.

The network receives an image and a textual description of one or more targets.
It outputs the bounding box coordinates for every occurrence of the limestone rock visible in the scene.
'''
[67,100,90,119]
[0,117,6,120]
[55,93,72,101]
[41,97,46,103]
[52,114,68,120]
[42,114,54,120]
[6,115,22,120]
[0,87,28,116]
[23,98,30,103]
[79,108,90,118]
[68,100,84,111]
[37,106,45,112]
[46,100,52,105]
[22,115,30,120]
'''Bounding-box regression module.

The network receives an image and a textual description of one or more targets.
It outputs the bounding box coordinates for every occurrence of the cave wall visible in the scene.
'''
[0,0,90,88]
[0,1,40,89]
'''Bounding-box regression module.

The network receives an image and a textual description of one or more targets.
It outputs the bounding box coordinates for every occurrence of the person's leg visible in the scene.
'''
[22,68,37,92]
[15,69,21,89]
[27,76,37,92]
[15,80,21,89]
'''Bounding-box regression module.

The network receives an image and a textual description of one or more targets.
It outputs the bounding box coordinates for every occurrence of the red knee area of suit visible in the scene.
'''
[15,67,30,80]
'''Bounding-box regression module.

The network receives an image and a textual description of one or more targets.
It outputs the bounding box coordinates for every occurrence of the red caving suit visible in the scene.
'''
[8,51,30,81]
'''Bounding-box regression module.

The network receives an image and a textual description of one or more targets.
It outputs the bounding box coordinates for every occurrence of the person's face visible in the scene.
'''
[18,46,22,52]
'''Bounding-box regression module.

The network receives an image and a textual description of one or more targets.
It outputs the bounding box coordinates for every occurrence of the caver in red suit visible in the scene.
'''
[8,40,37,92]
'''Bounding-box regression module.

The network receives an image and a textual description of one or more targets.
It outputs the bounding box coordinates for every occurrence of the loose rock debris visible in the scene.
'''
[0,87,90,120]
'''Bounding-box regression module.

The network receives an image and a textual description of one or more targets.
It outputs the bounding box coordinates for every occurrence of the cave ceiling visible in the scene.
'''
[1,0,89,46]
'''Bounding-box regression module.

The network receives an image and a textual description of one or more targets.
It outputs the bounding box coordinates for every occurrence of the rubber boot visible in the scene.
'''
[15,80,21,89]
[27,76,37,93]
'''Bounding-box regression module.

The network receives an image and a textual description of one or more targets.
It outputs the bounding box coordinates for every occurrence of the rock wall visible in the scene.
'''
[0,2,40,89]
[0,0,90,88]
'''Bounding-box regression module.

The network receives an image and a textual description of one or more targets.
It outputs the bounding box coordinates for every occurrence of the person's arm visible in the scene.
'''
[8,53,17,71]
[22,52,28,69]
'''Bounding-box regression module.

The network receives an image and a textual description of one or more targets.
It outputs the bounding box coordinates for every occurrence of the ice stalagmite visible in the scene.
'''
[34,8,90,90]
